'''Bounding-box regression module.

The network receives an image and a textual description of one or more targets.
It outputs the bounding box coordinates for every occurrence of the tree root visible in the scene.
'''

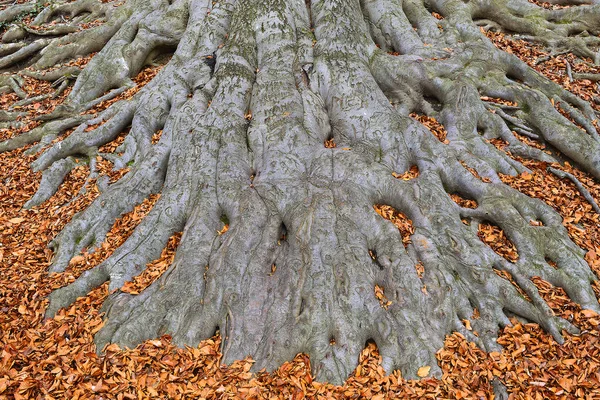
[548,166,600,214]
[3,0,600,387]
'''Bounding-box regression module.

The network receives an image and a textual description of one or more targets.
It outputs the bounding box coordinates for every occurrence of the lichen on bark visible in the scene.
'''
[2,0,600,385]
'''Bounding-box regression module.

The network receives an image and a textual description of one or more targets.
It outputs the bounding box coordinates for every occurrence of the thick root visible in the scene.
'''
[3,0,600,386]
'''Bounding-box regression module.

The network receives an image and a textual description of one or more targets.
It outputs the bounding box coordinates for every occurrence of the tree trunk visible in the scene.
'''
[2,0,600,385]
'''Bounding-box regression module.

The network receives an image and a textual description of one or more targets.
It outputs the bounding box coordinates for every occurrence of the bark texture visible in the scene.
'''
[2,0,600,385]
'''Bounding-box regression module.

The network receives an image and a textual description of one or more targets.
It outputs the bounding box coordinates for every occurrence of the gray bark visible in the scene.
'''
[2,0,600,385]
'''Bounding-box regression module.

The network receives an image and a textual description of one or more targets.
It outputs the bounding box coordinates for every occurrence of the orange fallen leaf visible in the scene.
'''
[463,319,472,331]
[69,255,85,265]
[581,309,598,318]
[417,366,431,377]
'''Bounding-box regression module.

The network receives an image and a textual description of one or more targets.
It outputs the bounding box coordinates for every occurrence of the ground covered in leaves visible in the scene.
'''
[2,4,600,400]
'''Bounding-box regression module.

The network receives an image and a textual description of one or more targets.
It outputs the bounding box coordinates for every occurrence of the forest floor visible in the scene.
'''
[2,2,600,399]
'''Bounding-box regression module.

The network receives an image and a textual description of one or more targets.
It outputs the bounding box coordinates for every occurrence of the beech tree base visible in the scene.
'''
[2,0,600,385]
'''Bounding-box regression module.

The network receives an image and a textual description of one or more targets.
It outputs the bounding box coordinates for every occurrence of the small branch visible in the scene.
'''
[547,167,600,214]
[566,62,573,83]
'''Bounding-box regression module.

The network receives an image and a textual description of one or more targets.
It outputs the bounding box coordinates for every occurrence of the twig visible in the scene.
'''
[547,167,600,214]
[566,62,573,82]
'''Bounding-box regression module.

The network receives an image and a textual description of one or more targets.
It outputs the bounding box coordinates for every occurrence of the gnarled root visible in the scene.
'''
[3,0,600,386]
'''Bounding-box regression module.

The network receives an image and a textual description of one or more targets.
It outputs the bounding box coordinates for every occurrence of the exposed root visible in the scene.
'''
[0,0,121,70]
[548,166,600,213]
[3,0,600,387]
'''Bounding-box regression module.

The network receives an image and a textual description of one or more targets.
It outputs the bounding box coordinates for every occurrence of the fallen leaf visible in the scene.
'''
[69,255,85,265]
[417,366,431,377]
[581,309,598,318]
